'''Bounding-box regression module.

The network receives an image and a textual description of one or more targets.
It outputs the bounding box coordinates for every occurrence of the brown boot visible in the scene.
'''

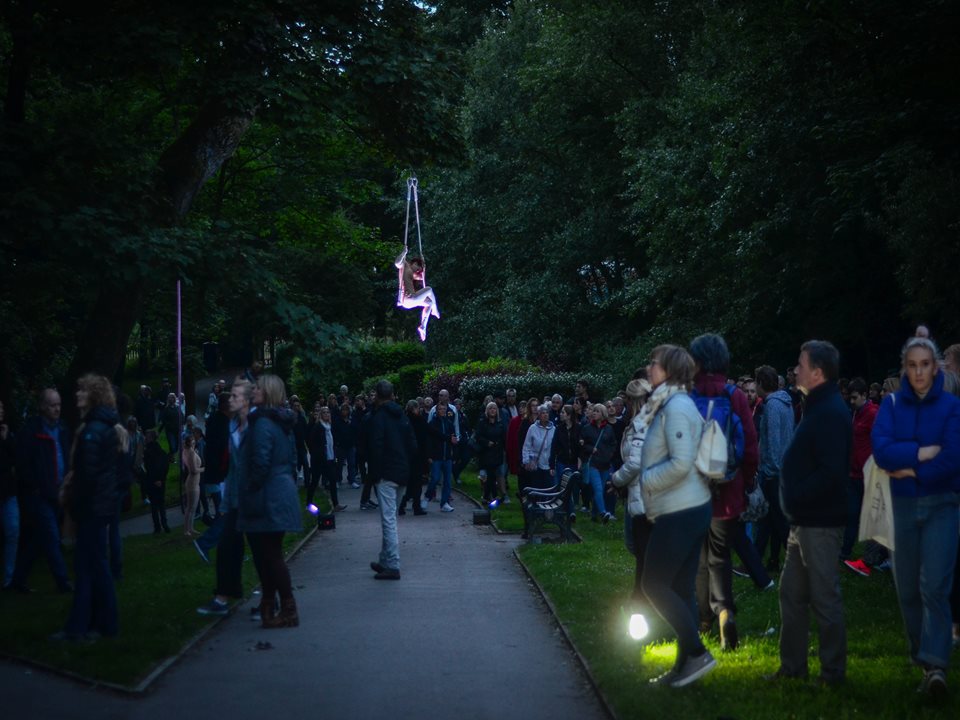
[279,596,299,628]
[260,598,282,629]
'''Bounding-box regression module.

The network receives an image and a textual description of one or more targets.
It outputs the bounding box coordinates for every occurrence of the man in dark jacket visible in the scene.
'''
[203,393,232,518]
[134,386,156,432]
[143,430,170,533]
[290,397,310,485]
[366,380,416,580]
[10,389,73,593]
[773,340,852,686]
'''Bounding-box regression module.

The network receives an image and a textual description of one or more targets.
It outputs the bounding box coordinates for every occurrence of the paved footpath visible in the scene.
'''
[0,485,609,720]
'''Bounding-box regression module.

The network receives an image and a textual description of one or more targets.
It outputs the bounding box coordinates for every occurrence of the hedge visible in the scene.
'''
[458,371,617,420]
[421,357,535,399]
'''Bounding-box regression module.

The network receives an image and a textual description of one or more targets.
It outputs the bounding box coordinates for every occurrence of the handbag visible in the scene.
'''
[740,482,769,522]
[858,455,895,551]
[524,426,549,472]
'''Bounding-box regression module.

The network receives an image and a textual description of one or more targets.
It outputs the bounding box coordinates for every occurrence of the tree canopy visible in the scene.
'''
[2,0,958,413]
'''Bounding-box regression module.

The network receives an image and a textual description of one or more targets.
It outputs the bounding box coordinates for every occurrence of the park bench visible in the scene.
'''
[520,468,580,543]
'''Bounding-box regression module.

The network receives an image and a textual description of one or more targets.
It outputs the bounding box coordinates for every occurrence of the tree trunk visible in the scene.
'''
[62,98,258,425]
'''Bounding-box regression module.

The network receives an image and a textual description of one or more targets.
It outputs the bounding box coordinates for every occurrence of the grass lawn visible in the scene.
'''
[458,466,958,718]
[0,489,325,688]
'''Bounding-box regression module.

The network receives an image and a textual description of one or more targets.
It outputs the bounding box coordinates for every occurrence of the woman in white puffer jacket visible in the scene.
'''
[636,344,715,689]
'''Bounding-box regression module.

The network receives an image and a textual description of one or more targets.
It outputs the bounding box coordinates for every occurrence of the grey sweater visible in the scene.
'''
[758,390,794,481]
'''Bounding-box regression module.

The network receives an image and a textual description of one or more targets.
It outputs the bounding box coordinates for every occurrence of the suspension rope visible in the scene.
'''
[403,176,424,260]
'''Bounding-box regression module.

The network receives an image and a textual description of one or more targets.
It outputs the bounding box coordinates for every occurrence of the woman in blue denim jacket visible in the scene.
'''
[871,336,960,698]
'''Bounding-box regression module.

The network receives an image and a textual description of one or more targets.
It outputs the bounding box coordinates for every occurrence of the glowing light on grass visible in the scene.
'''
[628,613,649,640]
[489,499,499,509]
[307,503,319,515]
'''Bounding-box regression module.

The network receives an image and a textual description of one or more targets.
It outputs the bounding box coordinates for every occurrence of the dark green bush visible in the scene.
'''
[458,371,617,420]
[289,338,426,404]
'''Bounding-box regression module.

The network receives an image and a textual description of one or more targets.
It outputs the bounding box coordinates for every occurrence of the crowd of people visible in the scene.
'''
[1,330,958,697]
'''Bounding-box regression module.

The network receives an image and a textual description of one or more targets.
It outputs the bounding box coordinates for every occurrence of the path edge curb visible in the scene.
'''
[512,546,618,720]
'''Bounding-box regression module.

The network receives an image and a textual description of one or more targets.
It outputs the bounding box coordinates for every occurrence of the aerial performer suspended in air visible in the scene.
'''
[395,177,440,341]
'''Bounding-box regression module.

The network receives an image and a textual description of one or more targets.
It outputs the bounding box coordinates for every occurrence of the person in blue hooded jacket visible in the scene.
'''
[238,374,302,629]
[872,336,960,699]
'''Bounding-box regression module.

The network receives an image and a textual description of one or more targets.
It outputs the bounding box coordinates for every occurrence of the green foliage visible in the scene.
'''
[361,362,431,401]
[422,357,535,398]
[289,338,425,404]
[420,0,960,379]
[0,0,458,410]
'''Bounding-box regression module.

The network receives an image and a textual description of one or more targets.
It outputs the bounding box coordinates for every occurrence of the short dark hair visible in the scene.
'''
[755,365,778,393]
[801,340,840,382]
[375,380,394,401]
[651,344,695,389]
[848,377,868,395]
[689,333,730,374]
[576,378,591,391]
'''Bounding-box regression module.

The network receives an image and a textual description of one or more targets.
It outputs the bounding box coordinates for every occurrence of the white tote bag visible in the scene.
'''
[858,455,895,551]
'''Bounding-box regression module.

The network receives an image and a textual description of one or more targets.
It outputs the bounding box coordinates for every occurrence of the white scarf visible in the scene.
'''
[641,383,683,429]
[320,420,334,461]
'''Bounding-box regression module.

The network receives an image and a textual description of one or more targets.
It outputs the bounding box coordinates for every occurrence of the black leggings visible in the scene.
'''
[482,464,500,500]
[247,532,292,602]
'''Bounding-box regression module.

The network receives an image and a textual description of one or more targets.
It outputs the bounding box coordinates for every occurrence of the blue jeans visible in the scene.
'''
[642,501,712,667]
[65,515,118,636]
[339,447,358,484]
[197,512,225,553]
[12,494,69,588]
[1,496,18,586]
[377,481,400,571]
[586,466,610,519]
[427,459,453,505]
[891,492,960,669]
[108,496,124,580]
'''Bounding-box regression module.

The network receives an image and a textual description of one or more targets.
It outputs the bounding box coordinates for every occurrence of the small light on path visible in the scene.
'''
[628,613,649,641]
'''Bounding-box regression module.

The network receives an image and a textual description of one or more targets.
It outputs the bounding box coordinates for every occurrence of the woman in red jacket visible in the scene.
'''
[841,377,878,564]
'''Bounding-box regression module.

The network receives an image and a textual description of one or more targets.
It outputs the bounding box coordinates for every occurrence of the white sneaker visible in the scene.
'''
[420,499,428,511]
[441,503,454,512]
[350,482,361,489]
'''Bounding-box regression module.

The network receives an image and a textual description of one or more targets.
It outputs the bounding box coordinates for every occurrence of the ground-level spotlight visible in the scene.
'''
[307,503,319,515]
[488,499,499,509]
[628,613,649,641]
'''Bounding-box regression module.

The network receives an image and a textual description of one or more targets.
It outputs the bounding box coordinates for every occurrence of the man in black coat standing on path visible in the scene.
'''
[366,380,417,580]
[773,340,852,686]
